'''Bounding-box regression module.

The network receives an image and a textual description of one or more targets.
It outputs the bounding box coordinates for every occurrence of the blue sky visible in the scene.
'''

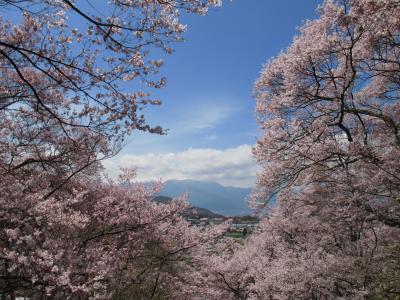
[104,0,322,187]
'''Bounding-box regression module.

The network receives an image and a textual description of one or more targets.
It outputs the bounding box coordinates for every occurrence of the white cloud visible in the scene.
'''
[187,104,234,130]
[170,100,240,134]
[102,144,260,188]
[206,134,218,140]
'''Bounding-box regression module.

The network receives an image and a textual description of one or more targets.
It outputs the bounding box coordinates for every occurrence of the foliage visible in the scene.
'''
[201,0,400,299]
[0,0,223,298]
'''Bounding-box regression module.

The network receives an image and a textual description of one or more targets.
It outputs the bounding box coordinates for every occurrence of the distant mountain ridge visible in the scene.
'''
[153,196,226,219]
[156,180,253,216]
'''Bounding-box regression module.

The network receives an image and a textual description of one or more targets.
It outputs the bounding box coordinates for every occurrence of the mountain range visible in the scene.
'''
[153,196,226,219]
[156,179,253,216]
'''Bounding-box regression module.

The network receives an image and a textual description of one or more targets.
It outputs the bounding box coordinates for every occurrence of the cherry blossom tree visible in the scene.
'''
[201,0,400,299]
[1,167,225,298]
[0,0,225,298]
[0,0,222,193]
[252,0,400,227]
[201,191,400,299]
